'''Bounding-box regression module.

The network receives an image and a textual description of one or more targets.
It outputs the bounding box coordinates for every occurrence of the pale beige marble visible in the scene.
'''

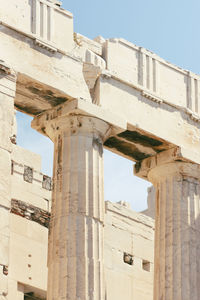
[136,150,200,300]
[32,115,109,300]
[1,1,200,299]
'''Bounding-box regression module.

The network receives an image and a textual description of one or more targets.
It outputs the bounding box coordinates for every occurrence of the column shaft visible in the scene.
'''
[149,163,200,300]
[47,116,108,300]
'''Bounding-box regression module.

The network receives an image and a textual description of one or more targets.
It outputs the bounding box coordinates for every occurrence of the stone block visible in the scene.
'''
[132,235,154,262]
[0,74,16,98]
[75,33,102,56]
[9,230,48,290]
[0,149,11,208]
[0,207,9,237]
[0,94,14,152]
[104,246,113,270]
[105,225,132,254]
[132,268,153,300]
[0,234,9,266]
[105,269,133,300]
[104,39,140,85]
[0,28,91,107]
[12,162,24,175]
[8,279,24,300]
[12,145,41,172]
[33,171,43,184]
[0,0,74,52]
[0,268,8,295]
[10,214,48,247]
[11,176,51,210]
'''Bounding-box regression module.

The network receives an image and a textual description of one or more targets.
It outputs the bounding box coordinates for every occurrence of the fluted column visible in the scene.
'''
[33,114,109,300]
[136,152,200,300]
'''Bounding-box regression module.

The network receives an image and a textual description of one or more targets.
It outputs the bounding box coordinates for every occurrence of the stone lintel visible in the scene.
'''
[31,97,127,137]
[134,147,199,180]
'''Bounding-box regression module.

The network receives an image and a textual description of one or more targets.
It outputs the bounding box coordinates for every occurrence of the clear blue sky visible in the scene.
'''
[17,0,200,211]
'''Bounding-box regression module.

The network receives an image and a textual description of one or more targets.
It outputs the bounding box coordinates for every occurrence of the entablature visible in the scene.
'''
[0,0,73,54]
[1,1,200,167]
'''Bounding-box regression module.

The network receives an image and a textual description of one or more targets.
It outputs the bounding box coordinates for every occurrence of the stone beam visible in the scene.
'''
[0,0,93,112]
[1,1,200,166]
[31,97,126,136]
[134,149,200,300]
[95,71,200,165]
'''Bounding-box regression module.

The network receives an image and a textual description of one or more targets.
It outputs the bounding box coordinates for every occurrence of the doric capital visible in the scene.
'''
[32,111,110,143]
[148,161,200,185]
[134,147,200,184]
[32,98,126,142]
[53,115,110,142]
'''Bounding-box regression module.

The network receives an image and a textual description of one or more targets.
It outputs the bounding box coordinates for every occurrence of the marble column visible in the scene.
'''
[136,152,200,300]
[33,114,109,300]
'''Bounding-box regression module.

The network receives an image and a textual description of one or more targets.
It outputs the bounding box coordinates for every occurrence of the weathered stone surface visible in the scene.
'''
[0,72,15,300]
[11,147,52,211]
[9,215,48,292]
[33,115,110,300]
[0,0,74,53]
[11,199,50,228]
[0,149,12,208]
[42,175,52,191]
[105,202,154,300]
[0,83,15,152]
[135,150,200,300]
[12,145,42,171]
[23,166,33,183]
[2,1,200,299]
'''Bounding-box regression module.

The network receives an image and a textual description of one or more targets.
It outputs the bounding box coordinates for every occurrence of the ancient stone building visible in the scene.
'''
[4,144,154,299]
[1,0,200,300]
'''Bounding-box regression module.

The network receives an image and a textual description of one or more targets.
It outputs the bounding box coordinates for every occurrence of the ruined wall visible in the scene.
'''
[2,144,154,299]
[105,202,154,300]
[8,145,51,300]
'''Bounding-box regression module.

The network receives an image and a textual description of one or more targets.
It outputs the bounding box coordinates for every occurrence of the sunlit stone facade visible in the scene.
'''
[1,1,200,299]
